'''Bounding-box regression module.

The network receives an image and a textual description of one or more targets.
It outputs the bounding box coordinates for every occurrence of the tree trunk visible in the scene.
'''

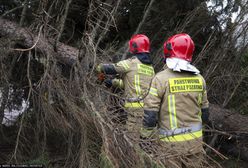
[0,17,79,65]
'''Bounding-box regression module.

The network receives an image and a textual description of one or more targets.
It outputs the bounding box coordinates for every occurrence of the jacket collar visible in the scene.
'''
[135,53,152,65]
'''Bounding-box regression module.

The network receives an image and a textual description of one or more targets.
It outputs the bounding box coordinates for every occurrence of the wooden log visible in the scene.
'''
[0,17,78,65]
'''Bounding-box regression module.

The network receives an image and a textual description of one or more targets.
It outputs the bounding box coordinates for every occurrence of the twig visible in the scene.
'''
[205,133,219,153]
[54,0,73,50]
[204,128,248,138]
[203,142,228,160]
[19,0,28,26]
[1,6,24,17]
[10,51,32,162]
[121,0,156,59]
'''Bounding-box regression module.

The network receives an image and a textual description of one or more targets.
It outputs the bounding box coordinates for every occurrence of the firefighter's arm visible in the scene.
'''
[104,78,124,89]
[201,78,210,124]
[96,59,131,75]
[96,63,118,75]
[141,77,162,137]
[113,59,131,74]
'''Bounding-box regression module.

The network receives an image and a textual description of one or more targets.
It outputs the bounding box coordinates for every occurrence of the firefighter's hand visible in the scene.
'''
[112,78,124,89]
[201,108,210,125]
[96,64,103,73]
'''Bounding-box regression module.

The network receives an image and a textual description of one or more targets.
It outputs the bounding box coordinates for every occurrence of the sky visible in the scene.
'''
[206,0,240,28]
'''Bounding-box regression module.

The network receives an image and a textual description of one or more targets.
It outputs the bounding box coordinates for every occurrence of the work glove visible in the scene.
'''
[104,78,112,88]
[96,64,106,84]
[201,108,210,125]
[102,78,124,88]
[96,64,103,73]
[111,78,124,89]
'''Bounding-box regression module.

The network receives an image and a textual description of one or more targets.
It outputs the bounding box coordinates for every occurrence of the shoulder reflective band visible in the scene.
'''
[134,75,141,96]
[117,61,130,70]
[124,102,144,108]
[149,87,158,97]
[159,130,202,142]
[197,93,203,105]
[168,95,177,129]
[169,77,203,93]
[137,64,154,76]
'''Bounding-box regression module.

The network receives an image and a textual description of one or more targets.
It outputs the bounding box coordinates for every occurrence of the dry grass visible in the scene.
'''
[1,0,248,168]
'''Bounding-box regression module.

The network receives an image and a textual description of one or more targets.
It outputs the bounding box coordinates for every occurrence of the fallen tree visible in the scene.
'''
[0,17,78,66]
[1,17,248,132]
[1,17,248,167]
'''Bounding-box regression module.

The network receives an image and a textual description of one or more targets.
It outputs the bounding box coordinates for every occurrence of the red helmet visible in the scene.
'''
[129,34,150,53]
[163,33,195,62]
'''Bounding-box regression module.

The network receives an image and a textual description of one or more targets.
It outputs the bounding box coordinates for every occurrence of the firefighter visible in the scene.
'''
[96,34,155,141]
[142,33,209,167]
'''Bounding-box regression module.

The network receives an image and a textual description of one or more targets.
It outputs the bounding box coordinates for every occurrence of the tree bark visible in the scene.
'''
[0,17,78,65]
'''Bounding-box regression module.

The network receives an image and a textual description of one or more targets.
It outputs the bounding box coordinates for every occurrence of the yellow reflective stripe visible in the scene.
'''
[168,95,177,129]
[159,130,202,142]
[112,79,124,88]
[122,61,129,70]
[117,61,129,70]
[197,93,202,105]
[134,75,141,96]
[119,80,124,88]
[169,77,203,93]
[149,87,158,97]
[198,110,202,121]
[137,64,154,76]
[124,102,144,108]
[123,61,130,69]
[121,62,128,70]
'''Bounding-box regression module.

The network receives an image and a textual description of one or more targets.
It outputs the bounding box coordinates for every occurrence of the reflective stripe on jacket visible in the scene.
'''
[103,56,155,108]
